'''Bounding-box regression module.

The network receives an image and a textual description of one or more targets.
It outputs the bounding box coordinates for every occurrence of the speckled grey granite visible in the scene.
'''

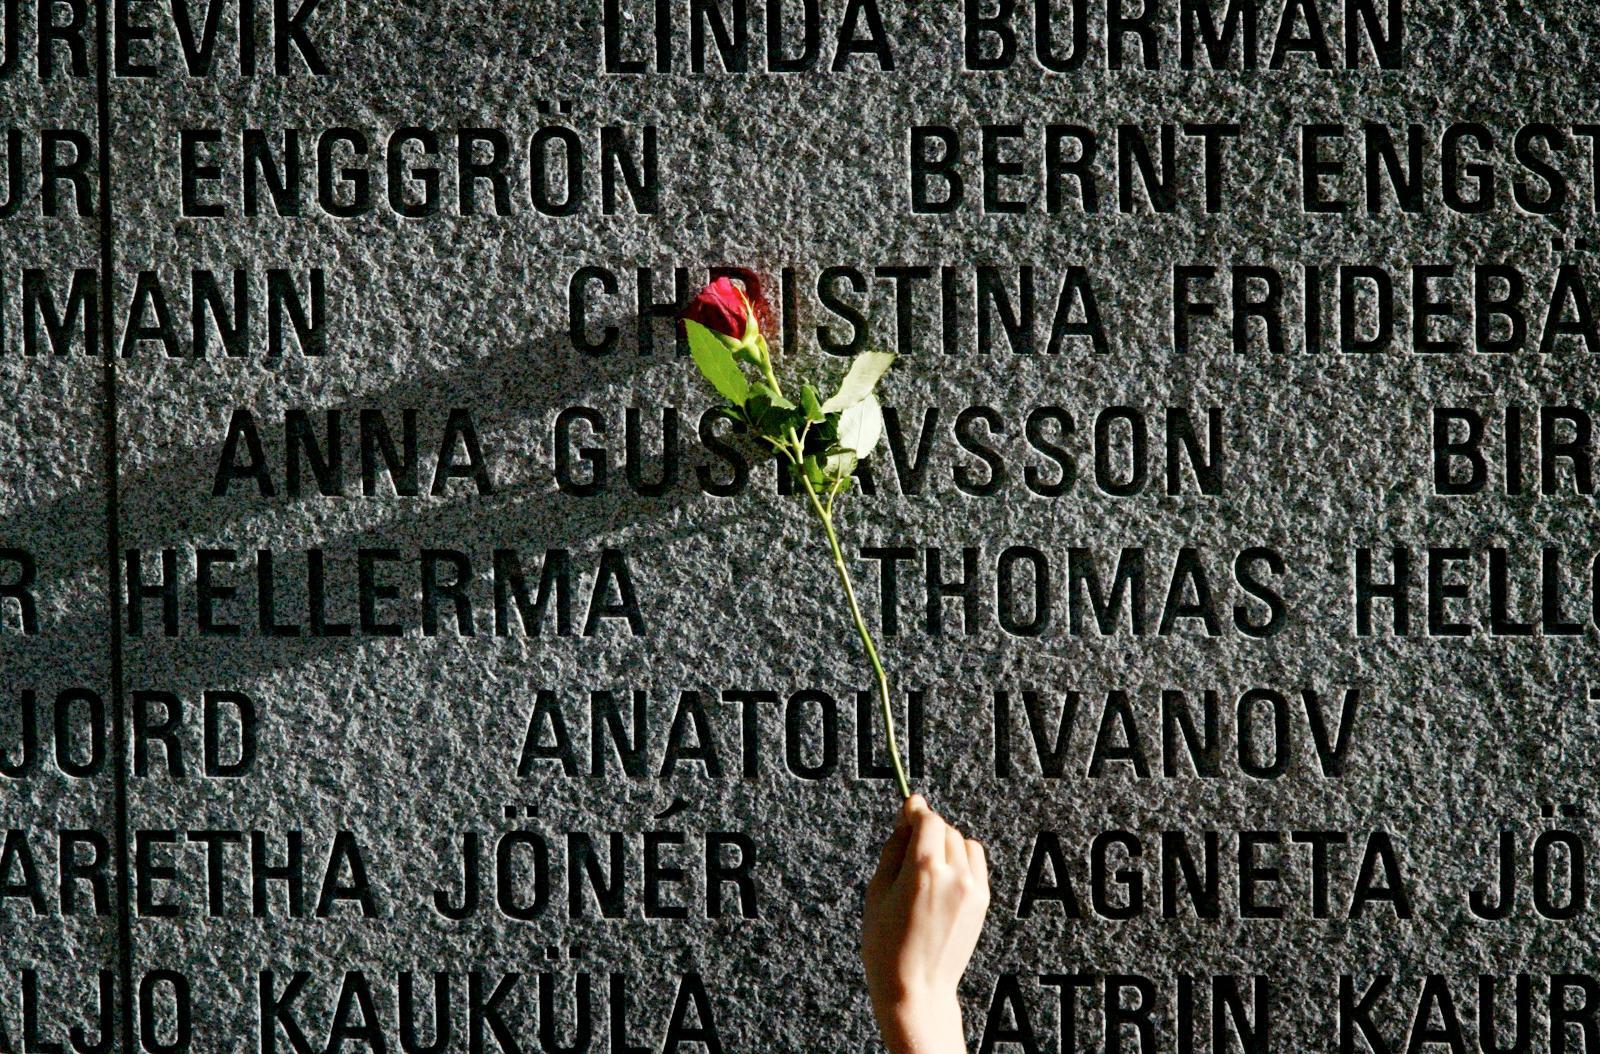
[4,1,1600,1050]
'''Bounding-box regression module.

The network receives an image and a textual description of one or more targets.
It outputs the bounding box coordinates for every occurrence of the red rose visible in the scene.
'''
[681,276,754,342]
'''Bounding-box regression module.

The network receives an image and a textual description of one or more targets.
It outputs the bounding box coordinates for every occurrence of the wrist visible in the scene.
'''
[877,989,965,1054]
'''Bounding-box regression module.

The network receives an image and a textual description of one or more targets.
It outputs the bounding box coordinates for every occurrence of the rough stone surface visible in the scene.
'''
[4,0,1600,1050]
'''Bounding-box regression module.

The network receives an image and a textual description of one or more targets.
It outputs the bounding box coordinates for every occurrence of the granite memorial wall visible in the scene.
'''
[3,0,1600,1049]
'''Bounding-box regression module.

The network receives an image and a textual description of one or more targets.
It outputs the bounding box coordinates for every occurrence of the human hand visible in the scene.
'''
[861,794,990,1054]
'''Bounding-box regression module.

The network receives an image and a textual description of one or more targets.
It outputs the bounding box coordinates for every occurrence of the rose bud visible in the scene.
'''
[681,276,759,350]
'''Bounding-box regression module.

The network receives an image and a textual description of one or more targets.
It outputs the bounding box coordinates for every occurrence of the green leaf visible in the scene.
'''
[745,392,804,443]
[835,393,884,459]
[751,383,796,411]
[685,319,749,406]
[825,396,882,478]
[824,450,858,479]
[820,351,895,414]
[800,384,824,423]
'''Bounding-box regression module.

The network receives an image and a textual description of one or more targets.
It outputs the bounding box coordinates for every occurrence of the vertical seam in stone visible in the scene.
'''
[93,0,134,1047]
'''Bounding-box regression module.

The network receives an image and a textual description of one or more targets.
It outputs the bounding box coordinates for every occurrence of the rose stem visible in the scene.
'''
[799,473,913,800]
[757,338,912,801]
